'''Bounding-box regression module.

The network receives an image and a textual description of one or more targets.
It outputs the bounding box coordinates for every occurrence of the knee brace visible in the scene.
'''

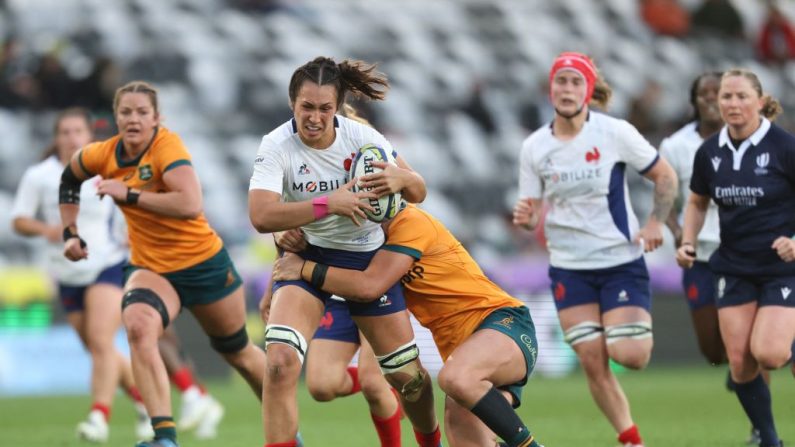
[210,326,249,354]
[264,324,308,364]
[563,321,603,346]
[377,340,425,402]
[604,321,652,345]
[122,288,170,329]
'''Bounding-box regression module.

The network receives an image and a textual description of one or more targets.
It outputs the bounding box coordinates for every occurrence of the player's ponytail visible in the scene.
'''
[289,56,388,110]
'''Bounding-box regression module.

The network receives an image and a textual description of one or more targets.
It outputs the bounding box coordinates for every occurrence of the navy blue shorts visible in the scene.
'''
[314,298,361,344]
[715,273,795,308]
[273,243,406,317]
[59,261,125,313]
[682,261,717,310]
[548,257,651,312]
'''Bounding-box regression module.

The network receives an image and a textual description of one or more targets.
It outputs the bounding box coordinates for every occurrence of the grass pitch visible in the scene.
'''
[3,366,794,446]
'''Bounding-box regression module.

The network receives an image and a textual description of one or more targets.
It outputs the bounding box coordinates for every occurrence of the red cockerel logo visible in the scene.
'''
[343,152,356,172]
[554,282,566,301]
[318,311,334,330]
[585,146,600,163]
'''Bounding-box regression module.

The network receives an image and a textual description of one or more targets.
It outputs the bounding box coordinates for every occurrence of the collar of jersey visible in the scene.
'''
[116,127,159,168]
[718,118,770,150]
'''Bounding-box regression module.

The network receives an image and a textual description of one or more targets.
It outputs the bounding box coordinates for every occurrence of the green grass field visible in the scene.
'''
[3,366,794,446]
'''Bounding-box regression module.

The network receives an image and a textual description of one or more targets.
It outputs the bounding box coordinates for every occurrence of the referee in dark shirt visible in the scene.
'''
[677,68,793,447]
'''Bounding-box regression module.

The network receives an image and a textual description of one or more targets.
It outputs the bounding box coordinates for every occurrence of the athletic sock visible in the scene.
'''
[470,387,540,447]
[735,374,779,447]
[151,416,177,442]
[170,367,198,393]
[346,366,361,395]
[125,385,144,403]
[264,442,297,447]
[91,403,111,421]
[371,404,402,447]
[413,426,441,447]
[617,424,642,445]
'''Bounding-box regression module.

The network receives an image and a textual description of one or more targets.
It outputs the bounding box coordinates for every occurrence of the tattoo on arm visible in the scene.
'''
[652,174,677,222]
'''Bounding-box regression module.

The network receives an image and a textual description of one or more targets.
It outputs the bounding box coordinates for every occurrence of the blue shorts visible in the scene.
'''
[59,261,125,313]
[273,243,406,317]
[548,257,651,312]
[314,298,361,344]
[715,273,795,308]
[682,261,717,310]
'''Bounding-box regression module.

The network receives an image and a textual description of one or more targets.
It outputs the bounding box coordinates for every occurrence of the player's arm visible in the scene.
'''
[676,191,709,268]
[360,156,426,203]
[249,178,376,232]
[138,165,203,219]
[637,157,678,252]
[272,250,414,302]
[513,197,543,231]
[59,151,92,261]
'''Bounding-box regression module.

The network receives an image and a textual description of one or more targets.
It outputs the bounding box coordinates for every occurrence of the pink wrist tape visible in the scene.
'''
[312,196,329,220]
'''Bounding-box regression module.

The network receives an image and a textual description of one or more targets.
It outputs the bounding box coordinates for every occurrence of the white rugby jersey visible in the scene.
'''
[249,115,389,251]
[11,156,127,285]
[659,122,720,261]
[519,112,659,269]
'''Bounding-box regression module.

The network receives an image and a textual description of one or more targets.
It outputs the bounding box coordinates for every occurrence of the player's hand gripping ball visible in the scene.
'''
[350,144,402,222]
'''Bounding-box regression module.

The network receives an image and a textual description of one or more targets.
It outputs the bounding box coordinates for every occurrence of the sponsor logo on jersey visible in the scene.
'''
[378,295,392,307]
[585,146,600,163]
[782,286,791,300]
[401,265,425,285]
[711,156,722,172]
[754,153,769,175]
[292,179,343,193]
[138,164,153,181]
[717,277,726,299]
[714,185,765,206]
[617,290,629,302]
[543,168,603,184]
[298,163,310,175]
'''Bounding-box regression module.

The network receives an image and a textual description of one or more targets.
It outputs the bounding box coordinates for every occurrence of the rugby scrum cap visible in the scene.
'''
[549,52,597,106]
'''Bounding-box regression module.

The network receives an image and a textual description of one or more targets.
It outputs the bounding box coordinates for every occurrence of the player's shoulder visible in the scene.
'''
[660,122,699,153]
[336,115,385,144]
[765,121,795,148]
[259,119,298,153]
[521,123,553,157]
[22,156,60,180]
[154,127,185,146]
[588,111,634,134]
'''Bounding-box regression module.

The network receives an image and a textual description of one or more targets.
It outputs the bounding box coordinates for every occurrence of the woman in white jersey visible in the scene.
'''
[513,52,677,447]
[249,56,440,447]
[11,108,151,442]
[661,72,726,363]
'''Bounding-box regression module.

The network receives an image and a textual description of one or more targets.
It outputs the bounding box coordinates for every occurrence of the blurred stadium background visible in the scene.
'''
[1,0,794,445]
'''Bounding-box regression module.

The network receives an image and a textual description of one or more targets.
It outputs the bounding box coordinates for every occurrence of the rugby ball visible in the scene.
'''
[350,144,402,222]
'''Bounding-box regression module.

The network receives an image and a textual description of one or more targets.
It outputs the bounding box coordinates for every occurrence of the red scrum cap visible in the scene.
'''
[549,52,597,106]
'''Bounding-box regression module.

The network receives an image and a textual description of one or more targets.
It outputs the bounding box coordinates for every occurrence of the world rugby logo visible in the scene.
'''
[755,152,769,175]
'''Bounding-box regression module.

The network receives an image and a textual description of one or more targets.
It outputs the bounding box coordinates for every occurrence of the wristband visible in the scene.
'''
[62,226,87,248]
[126,187,141,205]
[310,263,329,290]
[312,196,329,220]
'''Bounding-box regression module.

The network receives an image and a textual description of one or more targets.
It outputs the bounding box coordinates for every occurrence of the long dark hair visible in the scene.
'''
[40,107,93,161]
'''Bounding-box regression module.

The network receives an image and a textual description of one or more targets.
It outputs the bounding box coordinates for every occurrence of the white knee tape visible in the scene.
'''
[264,324,308,364]
[376,339,420,375]
[563,321,604,346]
[604,321,652,345]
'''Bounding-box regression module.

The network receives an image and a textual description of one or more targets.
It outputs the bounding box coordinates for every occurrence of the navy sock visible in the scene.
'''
[470,387,539,447]
[734,374,779,447]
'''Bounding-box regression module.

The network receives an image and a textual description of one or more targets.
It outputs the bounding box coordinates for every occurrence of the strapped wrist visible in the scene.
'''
[126,187,140,205]
[312,196,329,220]
[63,226,87,248]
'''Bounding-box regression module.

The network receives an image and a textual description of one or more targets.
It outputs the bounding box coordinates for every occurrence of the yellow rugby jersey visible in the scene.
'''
[78,128,223,273]
[383,205,524,360]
